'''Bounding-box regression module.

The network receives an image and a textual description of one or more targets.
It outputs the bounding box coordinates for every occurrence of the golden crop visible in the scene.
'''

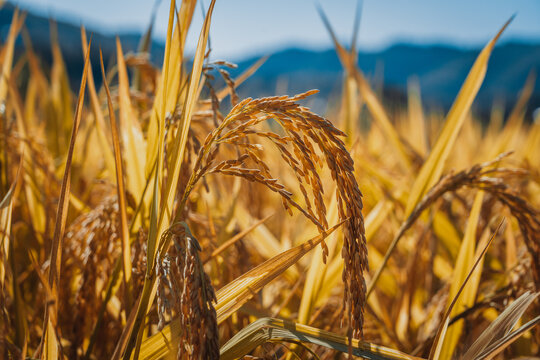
[0,1,538,359]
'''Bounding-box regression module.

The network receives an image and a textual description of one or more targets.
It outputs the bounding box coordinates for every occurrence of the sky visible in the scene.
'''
[9,0,540,59]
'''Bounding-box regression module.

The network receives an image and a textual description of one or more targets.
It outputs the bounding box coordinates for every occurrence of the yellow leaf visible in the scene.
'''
[405,18,512,217]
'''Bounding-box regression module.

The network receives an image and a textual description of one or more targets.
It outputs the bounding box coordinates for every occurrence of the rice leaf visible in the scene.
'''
[121,2,216,358]
[100,50,133,311]
[80,26,116,180]
[298,194,339,326]
[116,38,146,200]
[6,159,27,353]
[207,213,273,261]
[145,0,197,178]
[428,220,503,360]
[220,317,423,360]
[318,5,411,170]
[405,17,513,217]
[0,156,21,289]
[438,191,486,359]
[40,33,92,360]
[0,8,24,104]
[462,291,540,360]
[6,73,47,245]
[407,77,427,156]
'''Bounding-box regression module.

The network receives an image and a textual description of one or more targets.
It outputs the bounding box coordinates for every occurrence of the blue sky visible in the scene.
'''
[10,0,540,59]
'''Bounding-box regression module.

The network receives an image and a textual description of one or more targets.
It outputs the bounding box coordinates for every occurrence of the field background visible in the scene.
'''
[0,0,539,359]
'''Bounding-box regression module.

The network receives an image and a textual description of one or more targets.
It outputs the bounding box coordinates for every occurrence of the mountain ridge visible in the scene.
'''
[2,2,539,118]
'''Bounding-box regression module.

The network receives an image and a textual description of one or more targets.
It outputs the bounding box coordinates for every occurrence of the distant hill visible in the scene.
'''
[2,3,539,119]
[0,3,166,88]
[232,44,540,118]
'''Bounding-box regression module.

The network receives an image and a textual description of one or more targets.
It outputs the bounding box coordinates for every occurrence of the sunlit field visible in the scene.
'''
[0,1,539,359]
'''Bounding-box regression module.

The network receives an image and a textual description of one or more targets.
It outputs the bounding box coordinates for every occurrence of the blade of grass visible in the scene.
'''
[7,74,47,245]
[477,315,540,360]
[0,8,24,194]
[0,155,21,290]
[206,213,273,262]
[108,0,179,352]
[121,2,216,358]
[495,70,535,158]
[5,156,25,351]
[0,8,24,105]
[217,221,343,324]
[405,17,513,217]
[48,19,73,158]
[428,220,504,360]
[407,77,427,156]
[132,0,161,90]
[317,5,411,170]
[463,291,539,360]
[145,0,197,178]
[438,191,486,360]
[298,193,339,326]
[116,37,146,200]
[39,35,92,360]
[80,26,116,180]
[220,317,423,360]
[100,50,133,312]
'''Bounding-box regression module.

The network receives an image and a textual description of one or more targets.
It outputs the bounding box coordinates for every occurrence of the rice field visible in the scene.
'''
[0,0,539,359]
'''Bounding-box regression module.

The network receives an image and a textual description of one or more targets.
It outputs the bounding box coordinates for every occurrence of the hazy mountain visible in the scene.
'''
[2,3,539,119]
[231,43,540,117]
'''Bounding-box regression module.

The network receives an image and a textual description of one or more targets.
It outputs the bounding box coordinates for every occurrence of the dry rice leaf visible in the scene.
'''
[405,18,512,217]
[477,315,540,360]
[463,291,540,360]
[220,317,423,360]
[298,192,339,326]
[40,34,92,360]
[0,8,24,103]
[208,213,273,261]
[116,38,146,200]
[139,222,344,360]
[407,77,427,157]
[4,160,27,355]
[235,204,299,279]
[100,51,133,310]
[217,221,343,323]
[145,0,196,177]
[432,212,462,260]
[429,220,503,360]
[80,26,116,179]
[438,191,486,360]
[0,156,21,288]
[496,70,535,155]
[48,20,74,158]
[131,0,159,90]
[7,77,47,244]
[159,0,215,231]
[318,5,411,170]
[122,2,216,358]
[1,157,25,352]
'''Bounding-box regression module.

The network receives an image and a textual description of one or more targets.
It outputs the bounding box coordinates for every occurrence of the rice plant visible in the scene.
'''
[0,1,539,359]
